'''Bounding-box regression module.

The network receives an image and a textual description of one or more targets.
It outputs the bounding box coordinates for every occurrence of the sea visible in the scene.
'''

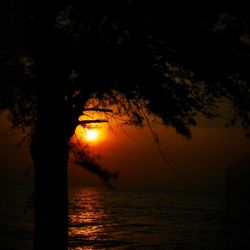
[0,184,226,250]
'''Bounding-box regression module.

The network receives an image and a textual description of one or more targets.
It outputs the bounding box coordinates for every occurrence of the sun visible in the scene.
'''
[74,125,102,143]
[85,128,99,142]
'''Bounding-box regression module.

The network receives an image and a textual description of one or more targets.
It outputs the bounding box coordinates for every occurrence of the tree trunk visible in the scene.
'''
[30,55,69,249]
[31,116,68,250]
[30,1,69,249]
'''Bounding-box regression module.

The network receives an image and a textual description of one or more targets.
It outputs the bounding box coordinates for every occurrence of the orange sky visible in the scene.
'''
[68,121,250,192]
[1,110,250,192]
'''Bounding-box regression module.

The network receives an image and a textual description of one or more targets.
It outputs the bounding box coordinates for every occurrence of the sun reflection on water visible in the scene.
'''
[69,188,106,236]
[68,187,123,250]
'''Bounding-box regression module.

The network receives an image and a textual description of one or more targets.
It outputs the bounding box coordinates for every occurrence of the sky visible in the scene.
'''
[1,109,250,193]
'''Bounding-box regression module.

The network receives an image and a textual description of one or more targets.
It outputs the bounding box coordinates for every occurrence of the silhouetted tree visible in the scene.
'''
[1,1,250,249]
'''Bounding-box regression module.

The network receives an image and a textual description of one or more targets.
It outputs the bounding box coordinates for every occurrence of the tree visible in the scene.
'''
[1,1,250,249]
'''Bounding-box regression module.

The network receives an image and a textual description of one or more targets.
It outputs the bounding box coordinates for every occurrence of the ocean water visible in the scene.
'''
[0,185,225,250]
[69,187,225,250]
[0,184,34,250]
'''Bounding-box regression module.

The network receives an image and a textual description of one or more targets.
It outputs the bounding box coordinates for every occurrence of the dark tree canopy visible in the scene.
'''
[1,1,249,139]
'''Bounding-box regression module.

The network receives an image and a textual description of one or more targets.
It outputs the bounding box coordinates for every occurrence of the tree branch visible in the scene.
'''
[79,119,108,124]
[83,108,113,113]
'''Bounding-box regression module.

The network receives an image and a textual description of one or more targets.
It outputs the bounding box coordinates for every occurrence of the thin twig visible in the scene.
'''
[137,101,181,178]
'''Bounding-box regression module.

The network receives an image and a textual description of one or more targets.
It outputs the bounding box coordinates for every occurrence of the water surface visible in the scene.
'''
[69,187,225,250]
[0,185,225,249]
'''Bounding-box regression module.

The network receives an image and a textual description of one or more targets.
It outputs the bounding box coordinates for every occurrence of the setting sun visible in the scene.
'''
[85,129,99,142]
[73,125,104,144]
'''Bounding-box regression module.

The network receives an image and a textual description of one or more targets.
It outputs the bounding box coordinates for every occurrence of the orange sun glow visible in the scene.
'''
[85,128,100,142]
[74,125,103,143]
